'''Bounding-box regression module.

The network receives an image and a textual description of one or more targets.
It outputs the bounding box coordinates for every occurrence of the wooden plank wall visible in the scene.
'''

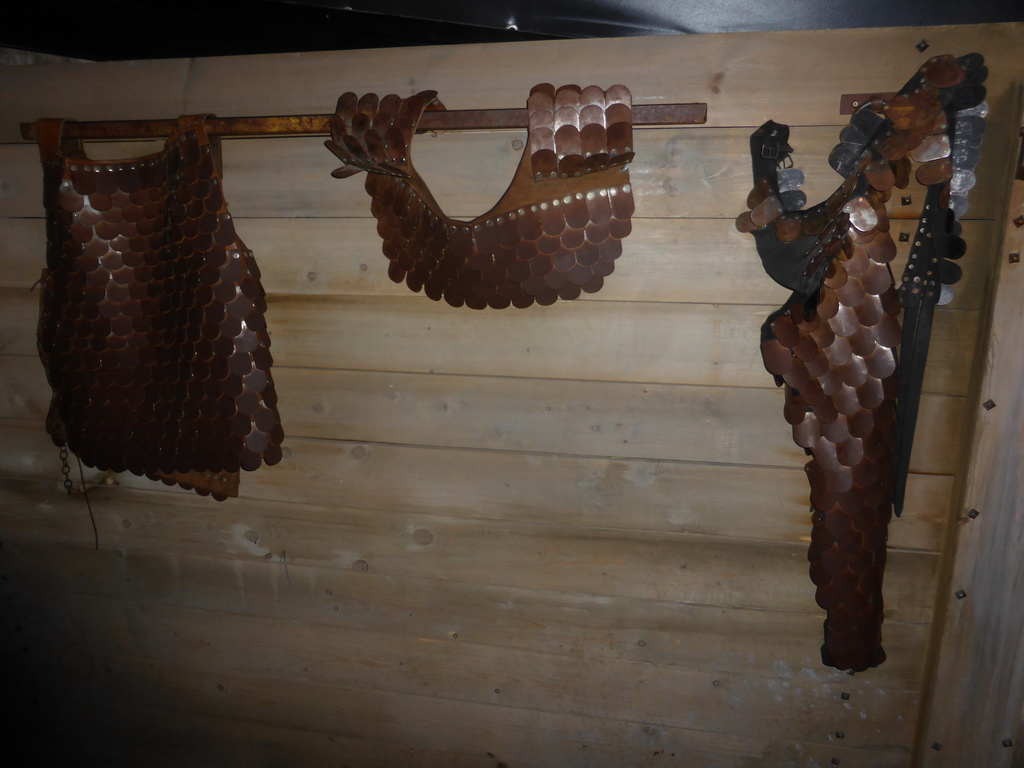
[0,23,1020,767]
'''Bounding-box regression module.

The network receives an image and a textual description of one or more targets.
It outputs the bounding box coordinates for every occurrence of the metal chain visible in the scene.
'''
[58,445,98,549]
[59,444,73,495]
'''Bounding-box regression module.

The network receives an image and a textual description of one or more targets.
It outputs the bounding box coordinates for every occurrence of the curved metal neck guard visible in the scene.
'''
[325,85,636,309]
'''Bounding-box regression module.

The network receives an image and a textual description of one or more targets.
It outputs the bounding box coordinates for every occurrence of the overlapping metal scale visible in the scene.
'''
[36,117,284,499]
[326,85,635,309]
[761,206,901,673]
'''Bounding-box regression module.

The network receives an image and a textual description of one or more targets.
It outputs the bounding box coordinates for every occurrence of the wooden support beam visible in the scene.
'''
[915,85,1024,767]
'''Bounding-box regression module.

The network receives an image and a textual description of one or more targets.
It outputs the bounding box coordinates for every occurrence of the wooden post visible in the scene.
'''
[916,85,1024,766]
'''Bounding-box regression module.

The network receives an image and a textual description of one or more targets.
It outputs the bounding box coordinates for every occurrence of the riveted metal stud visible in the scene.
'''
[955,589,967,599]
[966,509,980,519]
[983,399,997,410]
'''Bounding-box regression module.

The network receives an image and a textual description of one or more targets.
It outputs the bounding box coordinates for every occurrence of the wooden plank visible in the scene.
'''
[4,651,557,768]
[263,368,959,469]
[0,215,997,313]
[258,295,970,397]
[0,535,930,688]
[0,649,802,768]
[0,58,191,143]
[41,634,889,768]
[255,296,976,398]
[0,125,1006,221]
[0,360,967,473]
[183,24,1024,137]
[917,88,1024,767]
[0,411,955,552]
[0,217,45,291]
[0,463,939,623]
[3,587,919,750]
[9,649,912,768]
[0,285,982,397]
[3,24,1019,142]
[226,216,998,311]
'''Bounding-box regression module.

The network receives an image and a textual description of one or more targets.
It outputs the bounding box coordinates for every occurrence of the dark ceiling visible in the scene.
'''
[5,0,1023,61]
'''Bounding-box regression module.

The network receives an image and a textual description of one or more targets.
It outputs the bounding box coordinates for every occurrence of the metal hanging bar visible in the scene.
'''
[19,102,707,142]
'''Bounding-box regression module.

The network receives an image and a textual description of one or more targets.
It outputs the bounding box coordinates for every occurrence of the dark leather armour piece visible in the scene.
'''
[35,116,284,499]
[738,54,986,672]
[326,84,635,309]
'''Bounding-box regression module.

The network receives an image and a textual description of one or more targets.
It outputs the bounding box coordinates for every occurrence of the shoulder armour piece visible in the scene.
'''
[326,85,635,309]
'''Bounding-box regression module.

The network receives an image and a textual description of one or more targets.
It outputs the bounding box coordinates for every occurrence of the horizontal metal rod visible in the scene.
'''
[20,102,707,141]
